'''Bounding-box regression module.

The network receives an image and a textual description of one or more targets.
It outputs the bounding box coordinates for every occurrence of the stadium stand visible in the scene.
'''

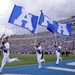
[8,24,75,55]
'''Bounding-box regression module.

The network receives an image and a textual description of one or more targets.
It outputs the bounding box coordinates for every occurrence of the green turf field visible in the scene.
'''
[0,54,75,67]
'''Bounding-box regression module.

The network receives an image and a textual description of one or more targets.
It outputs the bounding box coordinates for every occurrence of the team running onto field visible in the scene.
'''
[0,34,62,72]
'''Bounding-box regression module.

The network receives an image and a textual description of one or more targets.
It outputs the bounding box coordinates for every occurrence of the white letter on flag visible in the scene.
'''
[14,8,33,31]
[57,23,69,35]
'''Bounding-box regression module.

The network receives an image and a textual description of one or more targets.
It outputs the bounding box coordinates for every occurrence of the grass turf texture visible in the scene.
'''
[0,54,75,67]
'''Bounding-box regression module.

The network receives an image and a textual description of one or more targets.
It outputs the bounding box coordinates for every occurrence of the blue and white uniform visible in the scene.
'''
[55,45,62,64]
[0,42,19,72]
[36,46,45,68]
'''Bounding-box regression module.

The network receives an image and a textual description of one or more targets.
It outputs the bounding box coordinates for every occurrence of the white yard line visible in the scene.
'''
[0,74,31,75]
[67,62,75,66]
[46,66,75,72]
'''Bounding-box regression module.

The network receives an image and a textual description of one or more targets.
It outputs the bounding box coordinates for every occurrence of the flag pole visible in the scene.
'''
[34,34,37,47]
[4,25,8,34]
[34,28,38,47]
[2,24,8,37]
[34,25,39,48]
[0,24,8,42]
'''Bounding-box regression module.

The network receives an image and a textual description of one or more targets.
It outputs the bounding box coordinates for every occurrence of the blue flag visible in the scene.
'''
[8,5,38,34]
[53,21,72,36]
[38,10,55,32]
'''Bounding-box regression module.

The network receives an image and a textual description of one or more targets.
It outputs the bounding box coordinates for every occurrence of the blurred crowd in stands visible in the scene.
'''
[0,26,75,56]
